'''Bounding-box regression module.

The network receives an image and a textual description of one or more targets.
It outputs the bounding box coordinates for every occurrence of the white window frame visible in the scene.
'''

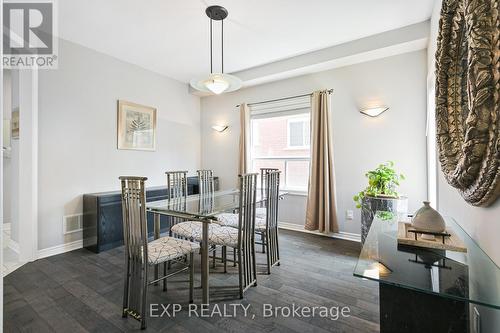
[248,95,311,193]
[286,116,310,149]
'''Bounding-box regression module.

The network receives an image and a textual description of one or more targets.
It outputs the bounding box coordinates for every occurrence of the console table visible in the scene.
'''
[354,214,499,333]
[82,176,218,253]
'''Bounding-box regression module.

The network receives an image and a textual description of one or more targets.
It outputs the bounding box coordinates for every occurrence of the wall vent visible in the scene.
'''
[63,214,83,234]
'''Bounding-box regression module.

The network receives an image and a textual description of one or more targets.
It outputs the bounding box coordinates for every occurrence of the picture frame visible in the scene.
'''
[12,108,19,139]
[117,100,157,151]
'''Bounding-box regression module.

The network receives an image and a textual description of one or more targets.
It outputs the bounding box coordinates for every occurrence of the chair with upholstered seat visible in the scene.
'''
[172,173,259,298]
[169,170,222,268]
[256,170,281,274]
[169,170,218,241]
[211,173,259,297]
[214,170,281,274]
[119,176,198,330]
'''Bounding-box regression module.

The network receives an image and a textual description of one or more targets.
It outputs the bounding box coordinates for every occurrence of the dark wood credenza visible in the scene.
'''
[82,176,218,253]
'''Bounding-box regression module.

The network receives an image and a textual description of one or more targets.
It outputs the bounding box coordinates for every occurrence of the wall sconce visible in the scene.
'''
[359,106,389,117]
[211,125,228,132]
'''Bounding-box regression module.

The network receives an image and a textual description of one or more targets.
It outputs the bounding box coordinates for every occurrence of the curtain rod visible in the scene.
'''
[235,89,333,108]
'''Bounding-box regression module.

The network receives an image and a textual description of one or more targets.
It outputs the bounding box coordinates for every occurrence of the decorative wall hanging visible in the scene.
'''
[117,100,156,151]
[11,108,19,139]
[435,0,500,206]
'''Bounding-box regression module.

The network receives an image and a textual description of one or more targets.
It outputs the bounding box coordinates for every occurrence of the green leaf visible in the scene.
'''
[355,161,404,209]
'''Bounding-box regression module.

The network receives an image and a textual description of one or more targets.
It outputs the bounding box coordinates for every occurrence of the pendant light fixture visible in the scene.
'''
[190,5,242,95]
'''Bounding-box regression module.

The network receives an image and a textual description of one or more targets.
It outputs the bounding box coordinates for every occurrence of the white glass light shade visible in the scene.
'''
[211,125,228,132]
[359,106,389,117]
[190,73,242,95]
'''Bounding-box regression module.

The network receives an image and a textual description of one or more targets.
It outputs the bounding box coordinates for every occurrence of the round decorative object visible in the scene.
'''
[435,0,500,206]
[205,5,228,20]
[411,201,446,240]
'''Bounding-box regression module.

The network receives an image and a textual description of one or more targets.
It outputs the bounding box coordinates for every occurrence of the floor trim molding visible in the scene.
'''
[37,239,83,259]
[278,222,361,242]
[34,224,359,260]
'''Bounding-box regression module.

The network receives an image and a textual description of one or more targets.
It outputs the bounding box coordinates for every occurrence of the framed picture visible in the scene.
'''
[12,108,19,139]
[117,100,157,151]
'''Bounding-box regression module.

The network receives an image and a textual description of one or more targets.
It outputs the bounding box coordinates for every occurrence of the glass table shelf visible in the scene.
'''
[353,213,500,310]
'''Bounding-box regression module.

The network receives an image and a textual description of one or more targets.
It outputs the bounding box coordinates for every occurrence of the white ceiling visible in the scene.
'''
[59,0,435,83]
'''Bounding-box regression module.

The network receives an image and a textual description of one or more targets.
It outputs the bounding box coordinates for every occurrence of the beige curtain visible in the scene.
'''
[305,91,338,233]
[238,103,250,175]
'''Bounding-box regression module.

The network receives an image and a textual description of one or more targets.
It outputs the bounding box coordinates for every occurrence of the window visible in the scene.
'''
[250,112,311,192]
[287,117,310,148]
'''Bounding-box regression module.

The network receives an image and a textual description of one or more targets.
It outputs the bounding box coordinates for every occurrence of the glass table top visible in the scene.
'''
[353,213,500,309]
[146,189,287,221]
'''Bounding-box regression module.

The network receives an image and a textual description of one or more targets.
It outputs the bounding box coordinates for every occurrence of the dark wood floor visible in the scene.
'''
[4,230,379,333]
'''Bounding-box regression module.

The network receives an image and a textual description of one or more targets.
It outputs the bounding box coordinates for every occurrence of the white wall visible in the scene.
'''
[3,70,12,225]
[201,50,428,236]
[428,2,500,331]
[37,39,201,250]
[3,70,20,243]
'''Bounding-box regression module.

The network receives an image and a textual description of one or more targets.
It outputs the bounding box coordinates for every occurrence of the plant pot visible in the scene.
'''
[361,195,408,244]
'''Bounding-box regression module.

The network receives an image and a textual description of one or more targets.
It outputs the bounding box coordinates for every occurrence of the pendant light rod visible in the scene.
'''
[210,18,213,73]
[205,5,228,74]
[190,6,242,95]
[221,19,224,73]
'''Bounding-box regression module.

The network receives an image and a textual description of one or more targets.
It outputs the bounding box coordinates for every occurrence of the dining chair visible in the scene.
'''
[197,169,215,195]
[170,169,220,243]
[166,171,188,199]
[256,168,279,220]
[206,173,259,297]
[214,170,281,274]
[256,170,281,274]
[172,173,259,298]
[171,170,227,271]
[119,176,199,330]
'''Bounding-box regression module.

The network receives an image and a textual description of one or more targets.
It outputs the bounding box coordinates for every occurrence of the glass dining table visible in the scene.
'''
[146,189,287,304]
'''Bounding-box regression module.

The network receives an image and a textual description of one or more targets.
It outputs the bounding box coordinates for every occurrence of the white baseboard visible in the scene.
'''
[278,222,361,242]
[33,225,357,260]
[37,239,83,259]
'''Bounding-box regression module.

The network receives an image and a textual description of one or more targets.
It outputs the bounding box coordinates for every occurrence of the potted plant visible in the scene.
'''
[353,161,407,244]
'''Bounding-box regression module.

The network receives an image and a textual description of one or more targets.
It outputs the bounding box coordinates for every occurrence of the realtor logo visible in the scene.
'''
[2,0,58,68]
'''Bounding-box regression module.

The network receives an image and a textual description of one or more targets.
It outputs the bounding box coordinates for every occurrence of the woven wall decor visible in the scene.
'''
[435,0,500,206]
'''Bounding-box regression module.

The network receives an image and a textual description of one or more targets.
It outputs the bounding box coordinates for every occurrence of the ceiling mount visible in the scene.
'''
[205,5,228,21]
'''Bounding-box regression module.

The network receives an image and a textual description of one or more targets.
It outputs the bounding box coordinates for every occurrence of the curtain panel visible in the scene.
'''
[305,91,339,233]
[238,103,250,175]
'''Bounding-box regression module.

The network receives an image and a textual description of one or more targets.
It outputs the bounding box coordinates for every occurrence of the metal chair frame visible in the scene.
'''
[255,170,281,274]
[236,173,259,297]
[259,168,279,205]
[188,173,259,298]
[120,176,194,330]
[197,169,215,195]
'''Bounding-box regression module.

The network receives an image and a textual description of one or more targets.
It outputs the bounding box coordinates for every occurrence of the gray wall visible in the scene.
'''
[37,39,201,250]
[200,50,428,236]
